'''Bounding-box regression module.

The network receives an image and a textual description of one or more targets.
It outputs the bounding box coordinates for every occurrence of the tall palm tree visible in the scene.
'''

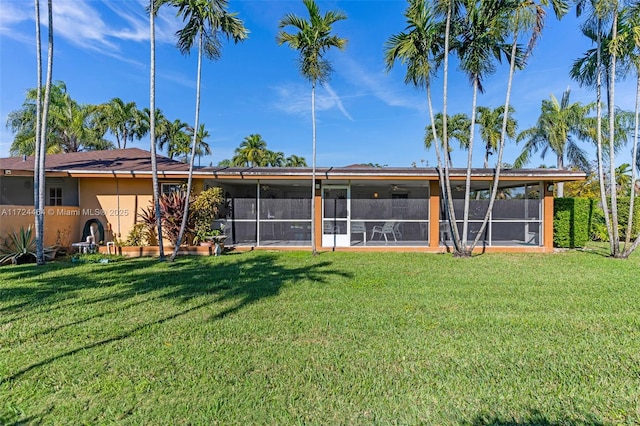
[453,0,518,254]
[515,89,593,196]
[619,2,640,255]
[573,0,625,256]
[96,98,145,149]
[33,0,43,264]
[476,105,517,168]
[386,0,456,243]
[170,0,248,260]
[464,0,567,256]
[32,0,54,265]
[277,0,347,256]
[233,134,267,166]
[149,0,165,260]
[37,0,54,265]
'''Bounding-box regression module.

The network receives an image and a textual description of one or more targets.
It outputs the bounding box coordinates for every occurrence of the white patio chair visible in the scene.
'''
[370,221,397,243]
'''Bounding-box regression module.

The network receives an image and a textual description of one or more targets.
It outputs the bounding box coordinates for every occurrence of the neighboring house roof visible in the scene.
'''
[0,148,189,173]
[0,148,586,182]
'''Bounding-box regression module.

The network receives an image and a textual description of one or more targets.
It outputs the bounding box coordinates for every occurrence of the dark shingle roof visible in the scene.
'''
[0,148,189,173]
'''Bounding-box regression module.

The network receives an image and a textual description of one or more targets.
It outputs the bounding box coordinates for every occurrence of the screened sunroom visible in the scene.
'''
[200,165,584,252]
[441,181,543,247]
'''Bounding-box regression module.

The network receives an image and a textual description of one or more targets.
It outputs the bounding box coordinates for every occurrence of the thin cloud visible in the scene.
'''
[271,82,353,120]
[0,0,179,58]
[322,83,353,121]
[338,56,425,112]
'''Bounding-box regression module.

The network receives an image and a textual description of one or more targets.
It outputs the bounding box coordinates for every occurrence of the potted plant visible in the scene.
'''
[193,226,213,246]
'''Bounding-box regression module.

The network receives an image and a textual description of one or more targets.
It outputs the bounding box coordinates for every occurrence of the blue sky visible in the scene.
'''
[0,0,637,168]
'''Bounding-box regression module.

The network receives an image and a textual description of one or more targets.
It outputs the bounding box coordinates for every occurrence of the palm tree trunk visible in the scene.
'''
[441,1,462,254]
[150,0,164,260]
[472,32,518,251]
[33,0,43,264]
[311,79,317,256]
[556,154,564,198]
[37,0,53,265]
[608,9,620,256]
[595,20,615,254]
[460,77,479,255]
[623,73,640,256]
[171,31,204,261]
[427,86,450,245]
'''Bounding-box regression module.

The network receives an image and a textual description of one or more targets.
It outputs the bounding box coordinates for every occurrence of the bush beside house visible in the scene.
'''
[554,197,640,248]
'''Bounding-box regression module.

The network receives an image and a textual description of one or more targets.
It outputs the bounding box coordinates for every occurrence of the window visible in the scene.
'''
[161,183,184,195]
[49,187,62,206]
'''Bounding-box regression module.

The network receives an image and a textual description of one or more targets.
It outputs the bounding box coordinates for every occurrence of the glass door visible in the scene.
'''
[322,185,350,247]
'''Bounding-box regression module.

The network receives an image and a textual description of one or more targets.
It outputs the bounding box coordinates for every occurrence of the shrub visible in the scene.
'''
[554,198,593,248]
[158,191,198,246]
[554,197,640,246]
[124,223,148,246]
[191,187,224,244]
[590,197,640,242]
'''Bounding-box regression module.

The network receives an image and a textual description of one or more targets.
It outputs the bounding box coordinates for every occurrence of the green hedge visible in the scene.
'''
[554,197,640,248]
[554,198,594,248]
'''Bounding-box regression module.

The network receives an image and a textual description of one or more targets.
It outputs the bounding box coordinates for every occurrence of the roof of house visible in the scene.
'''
[0,148,586,182]
[0,148,189,173]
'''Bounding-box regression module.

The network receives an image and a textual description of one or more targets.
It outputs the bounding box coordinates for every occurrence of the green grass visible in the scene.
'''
[1,249,639,425]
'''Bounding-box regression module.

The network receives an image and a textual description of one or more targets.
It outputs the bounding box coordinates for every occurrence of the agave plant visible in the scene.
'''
[0,225,37,265]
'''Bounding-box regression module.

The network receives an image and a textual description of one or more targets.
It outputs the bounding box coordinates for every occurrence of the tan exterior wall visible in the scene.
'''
[78,177,154,243]
[0,205,81,247]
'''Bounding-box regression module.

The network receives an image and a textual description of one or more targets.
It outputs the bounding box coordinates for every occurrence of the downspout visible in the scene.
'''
[115,172,121,239]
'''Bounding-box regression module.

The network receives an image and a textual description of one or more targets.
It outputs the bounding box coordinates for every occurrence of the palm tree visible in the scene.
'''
[285,154,307,167]
[149,0,165,260]
[185,123,212,164]
[619,2,640,255]
[233,134,267,166]
[424,112,471,167]
[277,0,347,255]
[462,0,567,257]
[573,0,625,256]
[476,105,517,168]
[385,0,454,242]
[453,0,519,254]
[170,0,248,260]
[8,82,112,155]
[515,89,593,197]
[157,117,190,159]
[96,98,145,149]
[32,0,54,265]
[33,0,44,265]
[263,150,286,167]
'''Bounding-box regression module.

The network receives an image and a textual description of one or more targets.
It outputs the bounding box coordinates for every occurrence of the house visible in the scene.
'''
[0,148,585,253]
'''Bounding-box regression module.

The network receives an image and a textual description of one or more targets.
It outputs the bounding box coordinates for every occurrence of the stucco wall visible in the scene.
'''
[0,205,81,247]
[78,177,154,243]
[0,176,78,206]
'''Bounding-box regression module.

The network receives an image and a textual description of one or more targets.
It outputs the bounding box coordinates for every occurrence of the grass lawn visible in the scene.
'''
[1,248,639,425]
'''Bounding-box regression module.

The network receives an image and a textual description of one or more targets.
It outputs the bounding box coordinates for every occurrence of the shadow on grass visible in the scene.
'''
[464,410,606,426]
[0,252,351,385]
